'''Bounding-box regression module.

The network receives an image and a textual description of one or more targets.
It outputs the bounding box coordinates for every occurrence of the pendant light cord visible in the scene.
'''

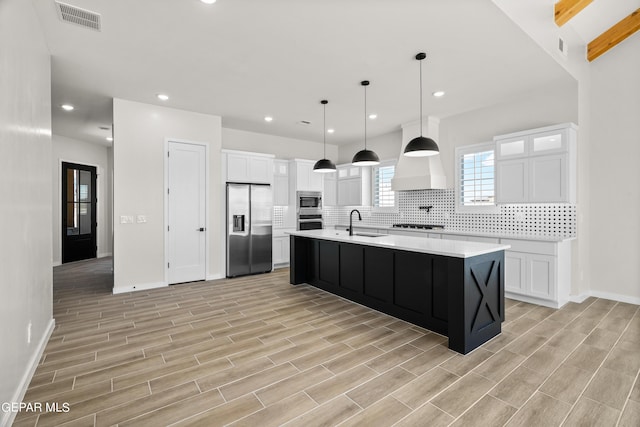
[419,58,423,137]
[323,102,326,158]
[364,84,367,150]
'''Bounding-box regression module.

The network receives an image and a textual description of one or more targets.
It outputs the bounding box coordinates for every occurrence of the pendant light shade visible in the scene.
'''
[404,136,439,157]
[404,52,440,157]
[352,81,380,166]
[313,100,337,173]
[351,149,380,165]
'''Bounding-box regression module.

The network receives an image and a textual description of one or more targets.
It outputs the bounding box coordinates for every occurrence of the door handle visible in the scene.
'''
[198,227,206,232]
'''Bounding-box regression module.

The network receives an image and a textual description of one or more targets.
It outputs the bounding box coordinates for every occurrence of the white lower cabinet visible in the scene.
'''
[504,251,526,295]
[442,234,468,242]
[273,232,292,268]
[502,239,569,308]
[388,229,426,237]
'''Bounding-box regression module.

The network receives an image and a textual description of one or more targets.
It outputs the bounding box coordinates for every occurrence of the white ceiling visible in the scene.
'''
[33,0,580,147]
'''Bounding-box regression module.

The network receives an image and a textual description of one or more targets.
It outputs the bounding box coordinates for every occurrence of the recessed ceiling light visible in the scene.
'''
[264,116,273,122]
[200,0,216,4]
[106,136,113,142]
[432,91,445,97]
[327,129,335,134]
[157,94,169,101]
[368,114,377,120]
[61,104,74,111]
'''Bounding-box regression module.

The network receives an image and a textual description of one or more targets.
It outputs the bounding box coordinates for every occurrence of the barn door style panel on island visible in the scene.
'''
[289,233,506,354]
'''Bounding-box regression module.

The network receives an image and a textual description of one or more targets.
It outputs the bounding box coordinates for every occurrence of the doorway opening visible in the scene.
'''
[62,162,97,263]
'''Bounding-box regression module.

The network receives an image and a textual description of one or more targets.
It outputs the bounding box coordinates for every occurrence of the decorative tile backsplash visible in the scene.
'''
[321,189,576,238]
[273,206,286,229]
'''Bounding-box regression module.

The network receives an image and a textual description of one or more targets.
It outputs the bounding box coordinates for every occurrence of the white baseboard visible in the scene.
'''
[52,261,61,267]
[568,293,591,304]
[1,319,55,427]
[588,290,640,305]
[112,281,167,294]
[505,291,562,309]
[206,274,224,281]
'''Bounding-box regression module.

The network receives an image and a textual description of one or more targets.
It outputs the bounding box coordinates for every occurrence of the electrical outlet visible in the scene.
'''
[515,212,525,222]
[136,215,147,223]
[443,212,450,220]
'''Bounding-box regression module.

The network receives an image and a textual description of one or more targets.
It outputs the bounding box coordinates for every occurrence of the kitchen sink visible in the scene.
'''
[353,232,386,238]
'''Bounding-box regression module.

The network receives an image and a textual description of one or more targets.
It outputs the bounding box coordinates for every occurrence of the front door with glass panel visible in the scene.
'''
[62,162,97,263]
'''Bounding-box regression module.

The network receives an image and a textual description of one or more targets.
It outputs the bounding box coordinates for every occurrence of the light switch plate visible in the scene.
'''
[136,215,147,223]
[120,215,134,224]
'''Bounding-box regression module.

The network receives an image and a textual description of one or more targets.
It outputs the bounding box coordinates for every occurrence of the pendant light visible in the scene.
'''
[352,80,380,166]
[313,100,337,173]
[404,52,440,157]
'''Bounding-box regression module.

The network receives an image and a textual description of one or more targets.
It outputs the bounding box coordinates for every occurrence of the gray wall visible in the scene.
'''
[113,99,223,292]
[588,34,640,301]
[337,83,579,188]
[222,127,339,161]
[0,0,54,422]
[52,135,113,265]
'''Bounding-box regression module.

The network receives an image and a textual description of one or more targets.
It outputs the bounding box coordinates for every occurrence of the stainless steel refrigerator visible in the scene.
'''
[226,183,273,278]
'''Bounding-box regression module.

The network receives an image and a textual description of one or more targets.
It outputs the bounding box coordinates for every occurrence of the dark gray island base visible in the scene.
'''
[290,234,506,354]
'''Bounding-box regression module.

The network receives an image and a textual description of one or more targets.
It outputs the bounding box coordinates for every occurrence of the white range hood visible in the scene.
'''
[391,117,447,191]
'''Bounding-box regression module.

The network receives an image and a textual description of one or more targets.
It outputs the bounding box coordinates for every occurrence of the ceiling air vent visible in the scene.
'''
[55,1,101,31]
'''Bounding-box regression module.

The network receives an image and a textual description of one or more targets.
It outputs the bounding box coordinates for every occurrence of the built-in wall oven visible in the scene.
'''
[296,191,323,230]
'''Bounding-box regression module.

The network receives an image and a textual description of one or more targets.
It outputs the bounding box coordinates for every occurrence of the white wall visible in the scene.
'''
[223,127,339,161]
[588,35,640,302]
[438,85,579,185]
[0,0,54,423]
[52,135,113,265]
[337,130,402,165]
[337,86,579,187]
[112,99,222,293]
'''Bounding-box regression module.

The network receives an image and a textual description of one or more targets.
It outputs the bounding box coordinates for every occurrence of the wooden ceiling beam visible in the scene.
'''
[555,0,593,26]
[588,8,640,62]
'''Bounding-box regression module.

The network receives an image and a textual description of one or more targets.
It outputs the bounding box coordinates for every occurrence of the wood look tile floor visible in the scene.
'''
[14,258,640,426]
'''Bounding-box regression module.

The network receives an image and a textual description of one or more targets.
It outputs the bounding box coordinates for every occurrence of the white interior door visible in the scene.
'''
[168,141,206,284]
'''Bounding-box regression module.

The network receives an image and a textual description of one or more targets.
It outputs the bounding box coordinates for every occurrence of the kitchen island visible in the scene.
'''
[289,230,510,354]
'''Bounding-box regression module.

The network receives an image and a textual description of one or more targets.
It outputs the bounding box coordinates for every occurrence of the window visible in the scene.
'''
[455,142,498,213]
[372,160,397,211]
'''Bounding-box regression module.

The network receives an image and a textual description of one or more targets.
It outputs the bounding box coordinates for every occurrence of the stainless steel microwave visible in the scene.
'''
[296,191,322,210]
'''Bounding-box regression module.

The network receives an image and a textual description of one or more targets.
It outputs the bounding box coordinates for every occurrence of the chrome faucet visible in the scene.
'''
[349,209,362,236]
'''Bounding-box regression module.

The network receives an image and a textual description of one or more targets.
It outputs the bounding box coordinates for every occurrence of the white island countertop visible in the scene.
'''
[288,229,510,259]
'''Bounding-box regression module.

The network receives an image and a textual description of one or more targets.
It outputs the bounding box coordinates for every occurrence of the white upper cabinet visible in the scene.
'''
[335,164,371,206]
[529,154,568,202]
[291,160,323,192]
[495,123,576,204]
[323,172,337,206]
[496,136,527,159]
[224,150,274,184]
[273,159,289,206]
[497,158,528,203]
